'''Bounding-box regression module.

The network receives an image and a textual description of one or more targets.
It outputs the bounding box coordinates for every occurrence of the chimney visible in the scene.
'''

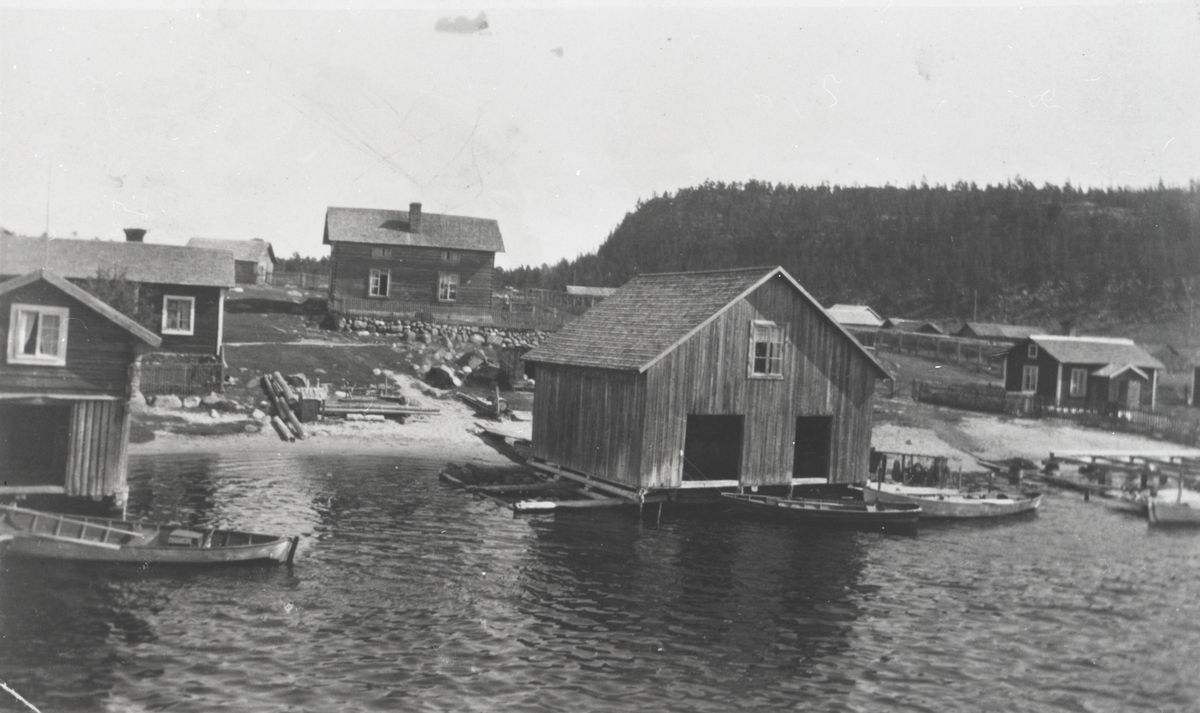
[1060,319,1076,336]
[123,228,146,243]
[409,202,422,233]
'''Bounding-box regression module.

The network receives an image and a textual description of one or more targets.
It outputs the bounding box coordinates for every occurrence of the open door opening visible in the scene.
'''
[0,403,71,487]
[793,416,832,481]
[682,415,744,482]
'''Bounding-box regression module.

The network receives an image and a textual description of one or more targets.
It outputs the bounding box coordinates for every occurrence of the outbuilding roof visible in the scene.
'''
[0,234,235,288]
[323,206,504,253]
[1091,363,1149,380]
[1030,335,1163,370]
[186,237,276,264]
[826,304,884,328]
[959,322,1043,340]
[565,285,618,297]
[0,270,161,347]
[525,266,890,377]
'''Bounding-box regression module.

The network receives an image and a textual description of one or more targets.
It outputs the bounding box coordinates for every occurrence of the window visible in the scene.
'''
[750,320,784,378]
[8,304,68,366]
[369,269,390,297]
[162,296,195,335]
[1021,365,1039,392]
[1027,344,1039,359]
[438,273,459,301]
[1070,368,1088,397]
[441,250,459,263]
[371,247,393,258]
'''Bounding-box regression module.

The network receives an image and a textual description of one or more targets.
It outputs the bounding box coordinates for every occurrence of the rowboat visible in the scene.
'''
[0,503,298,565]
[1148,500,1200,526]
[860,483,1042,519]
[720,492,921,527]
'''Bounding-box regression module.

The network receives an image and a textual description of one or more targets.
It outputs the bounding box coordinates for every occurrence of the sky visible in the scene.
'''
[2,2,1198,268]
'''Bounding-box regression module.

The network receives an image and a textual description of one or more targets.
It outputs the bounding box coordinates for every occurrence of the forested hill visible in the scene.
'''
[501,180,1200,324]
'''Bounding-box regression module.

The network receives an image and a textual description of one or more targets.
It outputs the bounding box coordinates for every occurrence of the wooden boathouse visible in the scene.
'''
[0,270,160,511]
[522,267,890,494]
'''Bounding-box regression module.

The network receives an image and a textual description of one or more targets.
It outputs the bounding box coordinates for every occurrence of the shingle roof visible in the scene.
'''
[885,318,945,334]
[959,322,1043,340]
[0,270,161,347]
[525,266,889,377]
[1091,363,1149,380]
[826,304,884,328]
[323,206,504,253]
[0,234,235,288]
[186,237,276,264]
[1031,335,1164,370]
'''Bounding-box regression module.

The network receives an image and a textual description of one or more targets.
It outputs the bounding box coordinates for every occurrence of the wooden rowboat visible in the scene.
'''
[721,492,921,527]
[861,484,1042,519]
[0,504,298,565]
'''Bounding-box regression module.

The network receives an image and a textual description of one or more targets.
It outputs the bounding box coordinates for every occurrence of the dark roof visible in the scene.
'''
[525,266,889,377]
[958,322,1043,340]
[884,318,945,334]
[187,237,276,264]
[0,270,161,347]
[0,234,235,288]
[323,206,504,253]
[826,304,884,328]
[1030,335,1164,370]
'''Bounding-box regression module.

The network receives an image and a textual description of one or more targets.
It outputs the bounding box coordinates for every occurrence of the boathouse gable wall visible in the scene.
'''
[0,280,136,397]
[529,364,646,486]
[640,279,875,488]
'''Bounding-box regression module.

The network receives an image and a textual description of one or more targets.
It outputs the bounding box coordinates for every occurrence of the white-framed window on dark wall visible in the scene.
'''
[749,320,784,378]
[438,273,459,301]
[162,295,195,335]
[7,304,68,366]
[370,269,391,297]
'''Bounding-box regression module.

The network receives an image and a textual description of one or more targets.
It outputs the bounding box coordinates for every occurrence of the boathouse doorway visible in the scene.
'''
[793,416,832,480]
[0,402,71,487]
[682,415,743,482]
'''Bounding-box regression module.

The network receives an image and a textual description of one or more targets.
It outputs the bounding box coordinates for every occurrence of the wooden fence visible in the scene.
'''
[140,363,224,396]
[850,328,1007,374]
[912,379,1200,448]
[266,271,329,289]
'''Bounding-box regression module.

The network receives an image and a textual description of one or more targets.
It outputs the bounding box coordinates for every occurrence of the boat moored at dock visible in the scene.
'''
[860,483,1042,519]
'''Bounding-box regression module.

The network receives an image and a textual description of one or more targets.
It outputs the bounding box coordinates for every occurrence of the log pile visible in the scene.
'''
[260,372,308,441]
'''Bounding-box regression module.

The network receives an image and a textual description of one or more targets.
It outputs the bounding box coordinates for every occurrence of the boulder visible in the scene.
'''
[201,392,225,406]
[286,373,309,388]
[424,364,462,389]
[182,395,202,409]
[251,409,268,421]
[154,394,184,409]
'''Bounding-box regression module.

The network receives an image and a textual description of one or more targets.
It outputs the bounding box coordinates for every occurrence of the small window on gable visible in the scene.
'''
[441,250,459,263]
[370,269,390,297]
[371,247,393,258]
[1027,343,1039,359]
[749,320,784,378]
[8,304,69,366]
[162,296,195,336]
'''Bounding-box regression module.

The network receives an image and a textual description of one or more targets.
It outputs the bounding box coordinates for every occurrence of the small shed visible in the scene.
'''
[826,304,884,329]
[1004,335,1163,410]
[0,270,161,510]
[883,318,944,334]
[187,238,276,284]
[956,322,1043,343]
[523,267,890,493]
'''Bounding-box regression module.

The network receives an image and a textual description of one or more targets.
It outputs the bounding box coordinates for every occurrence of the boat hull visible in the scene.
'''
[0,505,298,565]
[721,492,921,526]
[1148,501,1200,526]
[862,485,1041,519]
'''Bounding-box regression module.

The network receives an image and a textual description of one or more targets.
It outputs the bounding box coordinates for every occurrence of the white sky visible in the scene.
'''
[2,2,1197,267]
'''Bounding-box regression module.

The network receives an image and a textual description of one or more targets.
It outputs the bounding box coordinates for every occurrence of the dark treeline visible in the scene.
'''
[277,252,329,273]
[498,180,1200,324]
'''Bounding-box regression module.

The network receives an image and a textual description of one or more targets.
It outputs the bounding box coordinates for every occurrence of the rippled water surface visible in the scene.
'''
[3,452,1200,712]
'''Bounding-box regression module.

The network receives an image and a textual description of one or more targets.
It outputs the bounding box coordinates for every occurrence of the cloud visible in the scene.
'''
[435,11,488,34]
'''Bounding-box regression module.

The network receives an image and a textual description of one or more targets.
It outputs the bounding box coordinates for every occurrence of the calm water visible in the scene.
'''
[3,452,1200,712]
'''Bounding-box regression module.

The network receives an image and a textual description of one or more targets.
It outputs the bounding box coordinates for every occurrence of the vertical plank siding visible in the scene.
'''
[151,284,224,356]
[63,399,126,498]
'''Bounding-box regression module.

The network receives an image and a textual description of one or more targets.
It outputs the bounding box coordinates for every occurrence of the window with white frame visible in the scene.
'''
[371,247,393,258]
[441,250,459,263]
[438,273,459,301]
[1021,365,1039,392]
[161,296,195,335]
[369,269,390,297]
[8,304,69,366]
[1070,368,1088,397]
[750,320,784,378]
[1027,343,1038,359]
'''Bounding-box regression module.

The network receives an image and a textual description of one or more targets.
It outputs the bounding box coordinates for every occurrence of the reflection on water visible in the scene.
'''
[1,453,1199,712]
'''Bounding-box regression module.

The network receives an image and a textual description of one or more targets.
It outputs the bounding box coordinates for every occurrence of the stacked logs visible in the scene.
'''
[261,372,307,442]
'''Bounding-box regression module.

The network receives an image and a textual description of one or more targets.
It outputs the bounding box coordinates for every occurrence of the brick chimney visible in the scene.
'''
[409,202,422,233]
[123,228,147,243]
[1059,319,1076,336]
